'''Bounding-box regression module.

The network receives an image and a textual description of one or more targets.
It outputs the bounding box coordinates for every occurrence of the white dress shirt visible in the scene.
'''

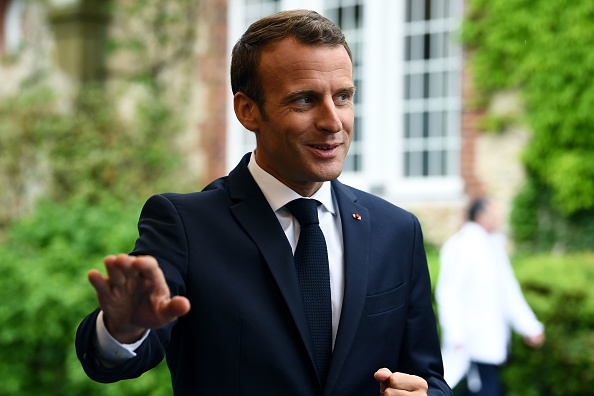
[436,222,544,387]
[95,152,345,363]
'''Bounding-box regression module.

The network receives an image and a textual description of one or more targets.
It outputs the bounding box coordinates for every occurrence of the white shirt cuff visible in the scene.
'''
[95,310,150,364]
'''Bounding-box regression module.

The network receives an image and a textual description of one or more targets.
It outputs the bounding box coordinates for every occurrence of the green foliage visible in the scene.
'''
[0,0,198,393]
[510,176,594,251]
[51,86,180,201]
[0,84,59,227]
[502,253,594,396]
[463,0,594,250]
[0,196,172,396]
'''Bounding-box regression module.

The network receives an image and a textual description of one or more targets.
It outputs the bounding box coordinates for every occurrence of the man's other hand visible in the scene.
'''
[374,368,428,395]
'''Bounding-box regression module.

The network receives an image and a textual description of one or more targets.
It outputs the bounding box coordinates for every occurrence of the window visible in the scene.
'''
[402,0,462,179]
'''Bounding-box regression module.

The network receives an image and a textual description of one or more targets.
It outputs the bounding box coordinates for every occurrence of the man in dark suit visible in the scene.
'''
[76,9,452,396]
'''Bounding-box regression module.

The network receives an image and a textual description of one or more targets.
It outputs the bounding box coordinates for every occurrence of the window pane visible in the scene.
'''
[406,34,425,61]
[430,32,446,59]
[405,73,425,100]
[428,150,443,176]
[405,112,424,139]
[429,111,444,137]
[430,0,447,20]
[428,72,444,98]
[405,151,424,177]
[407,0,426,22]
[447,70,461,97]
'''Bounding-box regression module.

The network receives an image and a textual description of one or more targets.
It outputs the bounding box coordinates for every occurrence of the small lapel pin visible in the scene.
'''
[352,213,362,221]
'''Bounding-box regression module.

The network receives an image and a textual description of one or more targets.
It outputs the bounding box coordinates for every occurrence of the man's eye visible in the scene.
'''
[337,93,351,101]
[295,97,312,104]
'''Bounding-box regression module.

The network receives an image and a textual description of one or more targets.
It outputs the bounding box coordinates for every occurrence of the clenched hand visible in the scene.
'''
[374,368,428,396]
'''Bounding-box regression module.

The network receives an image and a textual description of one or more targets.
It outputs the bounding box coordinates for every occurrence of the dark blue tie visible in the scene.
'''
[285,198,332,385]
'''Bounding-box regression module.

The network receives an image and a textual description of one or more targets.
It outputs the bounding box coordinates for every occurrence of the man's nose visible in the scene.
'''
[315,97,342,133]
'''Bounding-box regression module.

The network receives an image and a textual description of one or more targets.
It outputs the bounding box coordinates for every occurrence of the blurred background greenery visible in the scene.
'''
[0,0,593,395]
[0,1,193,394]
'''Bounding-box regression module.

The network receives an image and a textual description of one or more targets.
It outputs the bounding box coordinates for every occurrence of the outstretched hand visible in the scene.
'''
[374,368,428,396]
[88,254,191,344]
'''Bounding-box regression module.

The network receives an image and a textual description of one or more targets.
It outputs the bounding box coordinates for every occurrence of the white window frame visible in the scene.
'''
[393,0,464,203]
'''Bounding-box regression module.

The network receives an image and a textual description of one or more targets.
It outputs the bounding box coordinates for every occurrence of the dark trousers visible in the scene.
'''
[455,362,502,396]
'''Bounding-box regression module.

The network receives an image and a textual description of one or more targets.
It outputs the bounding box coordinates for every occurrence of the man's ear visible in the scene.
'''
[234,92,261,132]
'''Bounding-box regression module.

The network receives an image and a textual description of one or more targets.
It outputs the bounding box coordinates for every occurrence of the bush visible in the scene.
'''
[502,253,594,396]
[510,178,594,252]
[0,196,172,396]
[0,2,197,392]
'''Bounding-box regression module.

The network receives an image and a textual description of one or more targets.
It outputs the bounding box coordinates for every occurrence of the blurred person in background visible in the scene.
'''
[436,198,545,396]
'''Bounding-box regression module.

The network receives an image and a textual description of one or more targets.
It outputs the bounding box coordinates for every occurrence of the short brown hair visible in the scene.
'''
[230,9,352,112]
[468,198,489,222]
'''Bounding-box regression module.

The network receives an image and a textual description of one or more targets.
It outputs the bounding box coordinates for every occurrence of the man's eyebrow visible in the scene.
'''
[282,86,357,103]
[341,86,357,96]
[288,89,318,97]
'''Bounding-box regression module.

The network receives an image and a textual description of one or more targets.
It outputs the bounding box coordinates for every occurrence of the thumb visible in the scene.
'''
[374,367,392,382]
[161,296,191,320]
[374,367,392,392]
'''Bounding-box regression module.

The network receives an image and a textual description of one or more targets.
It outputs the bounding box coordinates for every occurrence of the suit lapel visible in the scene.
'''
[325,180,371,395]
[227,155,318,371]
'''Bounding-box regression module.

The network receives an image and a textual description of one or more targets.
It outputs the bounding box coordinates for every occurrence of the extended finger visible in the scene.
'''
[105,254,137,287]
[88,269,110,295]
[132,255,165,282]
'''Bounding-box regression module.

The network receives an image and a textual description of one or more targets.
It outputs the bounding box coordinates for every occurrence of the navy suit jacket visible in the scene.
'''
[76,154,452,396]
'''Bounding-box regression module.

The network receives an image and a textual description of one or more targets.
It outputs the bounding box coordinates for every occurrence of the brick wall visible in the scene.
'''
[460,52,486,200]
[195,0,228,184]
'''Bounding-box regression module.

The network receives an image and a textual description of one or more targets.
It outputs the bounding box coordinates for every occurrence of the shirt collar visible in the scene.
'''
[247,152,336,215]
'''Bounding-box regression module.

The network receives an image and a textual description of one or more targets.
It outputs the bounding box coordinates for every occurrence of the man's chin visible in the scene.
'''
[312,167,343,182]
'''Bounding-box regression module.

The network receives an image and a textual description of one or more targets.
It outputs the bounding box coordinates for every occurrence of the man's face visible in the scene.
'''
[250,37,355,196]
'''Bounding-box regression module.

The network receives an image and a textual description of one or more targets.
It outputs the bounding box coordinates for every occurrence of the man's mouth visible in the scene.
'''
[310,144,339,151]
